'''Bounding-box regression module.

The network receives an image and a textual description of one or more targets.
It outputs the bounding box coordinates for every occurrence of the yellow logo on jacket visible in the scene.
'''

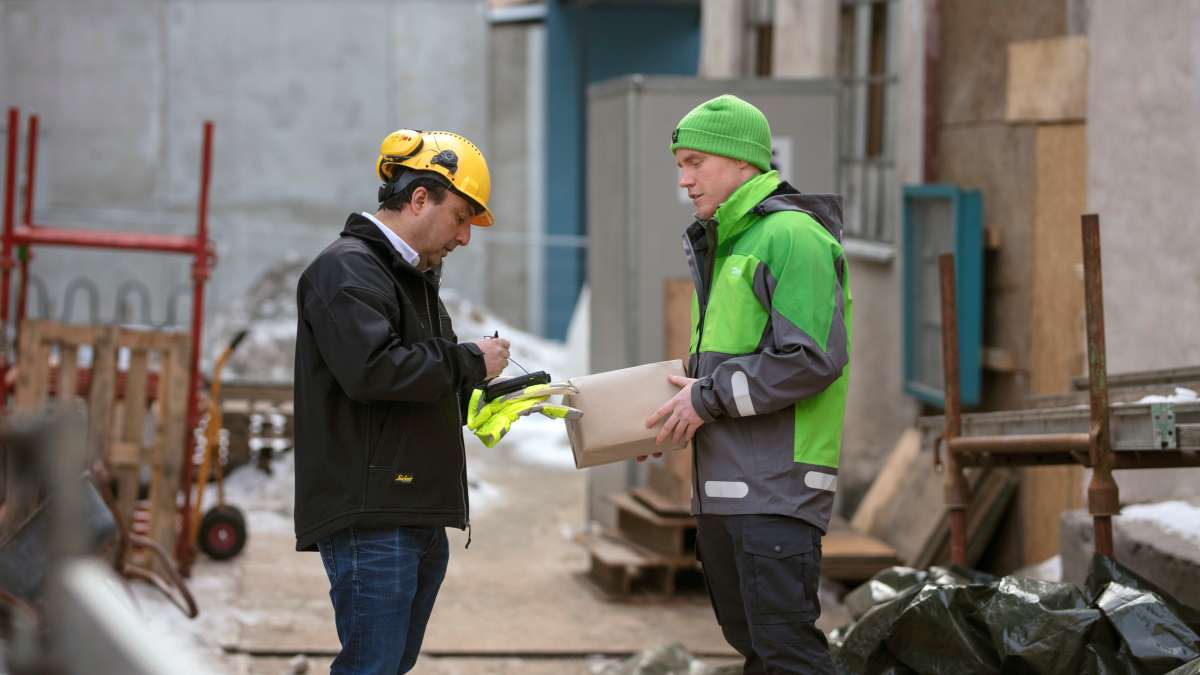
[394,473,414,484]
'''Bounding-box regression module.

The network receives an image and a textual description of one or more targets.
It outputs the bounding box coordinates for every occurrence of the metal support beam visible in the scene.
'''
[938,253,969,567]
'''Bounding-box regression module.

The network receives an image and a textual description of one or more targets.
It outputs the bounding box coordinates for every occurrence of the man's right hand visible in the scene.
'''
[473,337,511,379]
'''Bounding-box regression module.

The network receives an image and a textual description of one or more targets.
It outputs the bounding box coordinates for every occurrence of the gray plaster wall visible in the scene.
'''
[482,22,533,331]
[835,0,924,516]
[0,0,491,358]
[1087,0,1200,374]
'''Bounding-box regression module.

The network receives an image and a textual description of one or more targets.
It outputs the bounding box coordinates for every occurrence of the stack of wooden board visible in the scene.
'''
[585,490,701,597]
[852,428,1017,571]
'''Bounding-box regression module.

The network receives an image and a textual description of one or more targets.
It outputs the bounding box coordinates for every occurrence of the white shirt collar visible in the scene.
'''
[361,211,420,267]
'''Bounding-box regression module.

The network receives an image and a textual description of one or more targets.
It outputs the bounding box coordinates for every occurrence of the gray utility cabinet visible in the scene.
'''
[585,76,840,527]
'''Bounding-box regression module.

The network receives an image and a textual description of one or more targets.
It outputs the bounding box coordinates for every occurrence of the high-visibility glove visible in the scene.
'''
[472,397,543,447]
[468,383,577,428]
[466,384,583,448]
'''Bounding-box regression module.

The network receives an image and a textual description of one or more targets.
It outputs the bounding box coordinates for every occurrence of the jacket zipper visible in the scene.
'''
[684,218,718,515]
[425,280,471,548]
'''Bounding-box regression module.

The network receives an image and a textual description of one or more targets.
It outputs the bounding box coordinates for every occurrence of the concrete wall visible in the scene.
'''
[835,0,925,516]
[483,22,536,332]
[0,0,490,358]
[1085,0,1200,506]
[1087,0,1200,374]
[935,0,1066,410]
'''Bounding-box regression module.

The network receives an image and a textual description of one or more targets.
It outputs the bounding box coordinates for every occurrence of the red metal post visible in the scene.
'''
[17,115,38,328]
[22,115,37,227]
[2,109,18,328]
[15,251,28,328]
[938,254,970,566]
[176,120,214,573]
[1,108,19,406]
[1082,214,1118,558]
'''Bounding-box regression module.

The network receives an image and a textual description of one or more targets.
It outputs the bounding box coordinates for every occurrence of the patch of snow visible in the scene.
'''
[204,256,305,382]
[201,260,577,386]
[468,476,505,513]
[505,415,577,470]
[127,566,237,663]
[1136,387,1198,404]
[562,285,591,378]
[205,448,296,519]
[1014,555,1062,582]
[439,288,569,380]
[1120,500,1200,543]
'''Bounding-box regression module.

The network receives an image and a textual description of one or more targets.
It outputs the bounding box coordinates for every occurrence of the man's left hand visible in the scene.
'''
[644,374,705,448]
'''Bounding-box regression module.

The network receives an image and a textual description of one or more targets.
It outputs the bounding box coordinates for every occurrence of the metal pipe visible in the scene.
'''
[1113,453,1200,469]
[115,279,153,325]
[2,108,19,396]
[177,120,214,574]
[17,116,38,333]
[14,225,200,254]
[22,115,37,227]
[938,253,968,566]
[955,452,1082,468]
[948,433,1091,455]
[15,246,29,329]
[1082,214,1118,557]
[60,277,101,325]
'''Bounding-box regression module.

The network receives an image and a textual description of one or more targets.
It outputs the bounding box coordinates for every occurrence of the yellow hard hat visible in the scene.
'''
[376,129,494,226]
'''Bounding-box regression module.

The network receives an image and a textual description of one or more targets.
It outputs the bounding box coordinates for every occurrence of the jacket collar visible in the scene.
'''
[341,213,442,285]
[712,170,782,245]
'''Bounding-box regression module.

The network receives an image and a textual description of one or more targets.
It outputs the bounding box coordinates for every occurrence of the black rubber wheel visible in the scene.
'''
[198,504,247,560]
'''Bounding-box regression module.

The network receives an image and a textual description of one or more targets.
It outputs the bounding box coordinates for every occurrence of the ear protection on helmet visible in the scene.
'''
[376,129,424,183]
[376,169,451,205]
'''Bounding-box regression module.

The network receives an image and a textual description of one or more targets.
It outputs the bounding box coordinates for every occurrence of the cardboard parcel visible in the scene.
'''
[564,360,692,469]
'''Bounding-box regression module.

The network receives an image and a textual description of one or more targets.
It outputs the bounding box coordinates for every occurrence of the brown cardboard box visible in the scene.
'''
[564,360,692,469]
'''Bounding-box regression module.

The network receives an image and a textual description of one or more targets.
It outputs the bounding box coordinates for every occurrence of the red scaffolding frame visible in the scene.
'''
[2,106,215,572]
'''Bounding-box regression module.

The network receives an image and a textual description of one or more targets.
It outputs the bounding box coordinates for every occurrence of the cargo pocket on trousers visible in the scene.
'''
[743,519,819,624]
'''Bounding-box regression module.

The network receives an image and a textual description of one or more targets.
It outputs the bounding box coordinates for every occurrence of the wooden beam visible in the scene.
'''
[1006,36,1088,123]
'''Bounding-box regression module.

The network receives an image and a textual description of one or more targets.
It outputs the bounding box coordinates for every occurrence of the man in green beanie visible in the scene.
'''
[645,94,851,674]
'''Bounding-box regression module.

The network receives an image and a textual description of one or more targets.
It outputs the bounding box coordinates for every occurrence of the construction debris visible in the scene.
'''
[1061,500,1200,611]
[831,556,1200,675]
[204,256,305,382]
[589,643,739,675]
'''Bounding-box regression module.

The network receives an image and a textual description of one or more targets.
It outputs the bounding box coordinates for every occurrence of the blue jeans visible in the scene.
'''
[317,527,449,675]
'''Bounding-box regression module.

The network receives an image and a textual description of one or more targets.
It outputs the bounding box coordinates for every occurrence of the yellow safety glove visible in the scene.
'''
[466,383,583,448]
[472,396,547,448]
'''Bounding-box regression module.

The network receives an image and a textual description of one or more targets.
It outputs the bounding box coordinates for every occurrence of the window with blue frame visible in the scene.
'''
[902,184,983,407]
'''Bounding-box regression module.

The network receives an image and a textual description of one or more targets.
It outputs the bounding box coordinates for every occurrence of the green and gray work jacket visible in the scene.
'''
[685,170,852,533]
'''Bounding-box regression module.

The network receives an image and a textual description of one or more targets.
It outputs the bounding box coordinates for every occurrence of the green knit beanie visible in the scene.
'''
[670,94,772,172]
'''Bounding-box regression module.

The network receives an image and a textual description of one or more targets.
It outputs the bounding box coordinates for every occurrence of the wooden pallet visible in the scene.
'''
[631,485,690,518]
[609,492,696,559]
[7,320,191,574]
[584,530,703,597]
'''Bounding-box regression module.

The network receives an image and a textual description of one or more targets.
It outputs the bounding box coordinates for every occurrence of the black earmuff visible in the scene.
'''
[378,170,451,206]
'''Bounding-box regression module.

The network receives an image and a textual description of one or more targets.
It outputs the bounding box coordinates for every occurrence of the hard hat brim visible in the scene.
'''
[470,206,494,227]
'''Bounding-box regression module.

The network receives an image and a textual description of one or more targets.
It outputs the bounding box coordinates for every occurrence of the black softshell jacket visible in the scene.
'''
[293,213,487,551]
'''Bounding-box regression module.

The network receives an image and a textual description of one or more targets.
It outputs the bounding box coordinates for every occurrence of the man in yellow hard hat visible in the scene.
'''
[293,129,509,674]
